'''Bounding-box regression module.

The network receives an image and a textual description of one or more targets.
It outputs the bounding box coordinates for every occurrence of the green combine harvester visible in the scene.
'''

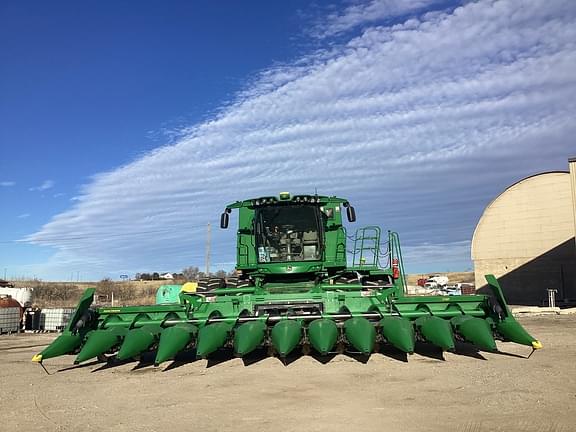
[33,192,541,367]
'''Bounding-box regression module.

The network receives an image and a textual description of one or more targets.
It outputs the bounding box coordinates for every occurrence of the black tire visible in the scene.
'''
[207,277,226,289]
[197,277,210,292]
[236,279,252,288]
[226,276,239,288]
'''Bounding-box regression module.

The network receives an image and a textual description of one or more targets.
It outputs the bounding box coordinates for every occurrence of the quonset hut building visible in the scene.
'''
[472,158,576,306]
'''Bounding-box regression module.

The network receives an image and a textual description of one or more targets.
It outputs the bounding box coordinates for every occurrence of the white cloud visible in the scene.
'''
[313,0,447,38]
[18,213,30,219]
[0,181,15,187]
[24,0,576,279]
[29,180,55,192]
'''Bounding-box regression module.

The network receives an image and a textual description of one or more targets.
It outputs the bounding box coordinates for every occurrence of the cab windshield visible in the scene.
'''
[255,205,322,262]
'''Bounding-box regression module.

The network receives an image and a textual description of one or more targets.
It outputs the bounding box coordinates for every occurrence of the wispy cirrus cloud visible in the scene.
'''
[0,181,16,187]
[24,0,576,279]
[313,0,447,38]
[29,180,55,192]
[17,213,30,219]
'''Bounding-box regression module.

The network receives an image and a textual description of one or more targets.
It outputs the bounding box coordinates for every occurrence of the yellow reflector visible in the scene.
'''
[31,354,43,363]
[532,340,543,350]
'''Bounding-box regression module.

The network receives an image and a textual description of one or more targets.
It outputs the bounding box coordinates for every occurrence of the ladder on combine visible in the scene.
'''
[352,227,407,291]
[352,226,382,268]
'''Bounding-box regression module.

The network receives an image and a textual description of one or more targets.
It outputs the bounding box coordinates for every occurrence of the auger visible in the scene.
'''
[33,192,541,367]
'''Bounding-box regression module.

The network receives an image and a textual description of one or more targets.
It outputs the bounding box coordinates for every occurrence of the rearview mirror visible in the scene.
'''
[346,205,356,222]
[220,212,229,229]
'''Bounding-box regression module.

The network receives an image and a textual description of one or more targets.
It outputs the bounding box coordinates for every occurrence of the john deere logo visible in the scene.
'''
[286,265,293,272]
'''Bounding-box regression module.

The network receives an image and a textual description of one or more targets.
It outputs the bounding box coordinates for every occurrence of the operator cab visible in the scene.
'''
[255,205,322,263]
[220,192,356,270]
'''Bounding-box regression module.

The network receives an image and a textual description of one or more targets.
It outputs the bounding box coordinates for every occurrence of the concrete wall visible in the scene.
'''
[472,168,576,305]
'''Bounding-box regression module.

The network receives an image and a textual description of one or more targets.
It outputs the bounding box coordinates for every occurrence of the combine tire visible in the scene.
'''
[207,278,226,289]
[208,276,252,291]
[197,277,225,292]
[197,277,210,292]
[226,276,239,288]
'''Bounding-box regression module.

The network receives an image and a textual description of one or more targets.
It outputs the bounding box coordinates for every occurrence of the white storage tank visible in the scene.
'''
[0,287,33,307]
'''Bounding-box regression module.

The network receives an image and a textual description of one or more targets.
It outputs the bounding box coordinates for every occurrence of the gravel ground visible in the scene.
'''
[1,315,574,432]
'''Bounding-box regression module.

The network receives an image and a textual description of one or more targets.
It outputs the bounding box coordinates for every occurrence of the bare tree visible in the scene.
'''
[182,266,200,280]
[96,278,115,297]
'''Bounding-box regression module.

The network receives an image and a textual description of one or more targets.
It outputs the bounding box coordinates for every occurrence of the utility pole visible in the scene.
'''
[205,222,211,276]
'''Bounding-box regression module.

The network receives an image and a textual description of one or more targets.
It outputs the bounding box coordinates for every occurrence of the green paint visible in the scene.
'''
[39,334,82,360]
[196,323,231,358]
[496,317,537,347]
[155,285,184,304]
[308,318,338,355]
[116,327,159,360]
[155,324,197,365]
[74,329,125,364]
[271,320,302,357]
[415,316,455,351]
[234,321,267,356]
[344,317,376,354]
[451,315,497,352]
[380,316,415,354]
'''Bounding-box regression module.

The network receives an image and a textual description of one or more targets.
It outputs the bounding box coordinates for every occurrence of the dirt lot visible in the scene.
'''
[1,315,575,432]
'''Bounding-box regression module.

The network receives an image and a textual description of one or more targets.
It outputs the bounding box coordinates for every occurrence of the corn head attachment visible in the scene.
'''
[34,193,541,367]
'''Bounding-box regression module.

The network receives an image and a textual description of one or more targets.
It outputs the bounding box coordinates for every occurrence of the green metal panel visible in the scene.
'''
[155,284,183,304]
[237,205,256,269]
[322,200,347,269]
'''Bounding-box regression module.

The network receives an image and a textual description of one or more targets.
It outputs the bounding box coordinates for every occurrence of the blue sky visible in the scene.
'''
[1,0,575,281]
